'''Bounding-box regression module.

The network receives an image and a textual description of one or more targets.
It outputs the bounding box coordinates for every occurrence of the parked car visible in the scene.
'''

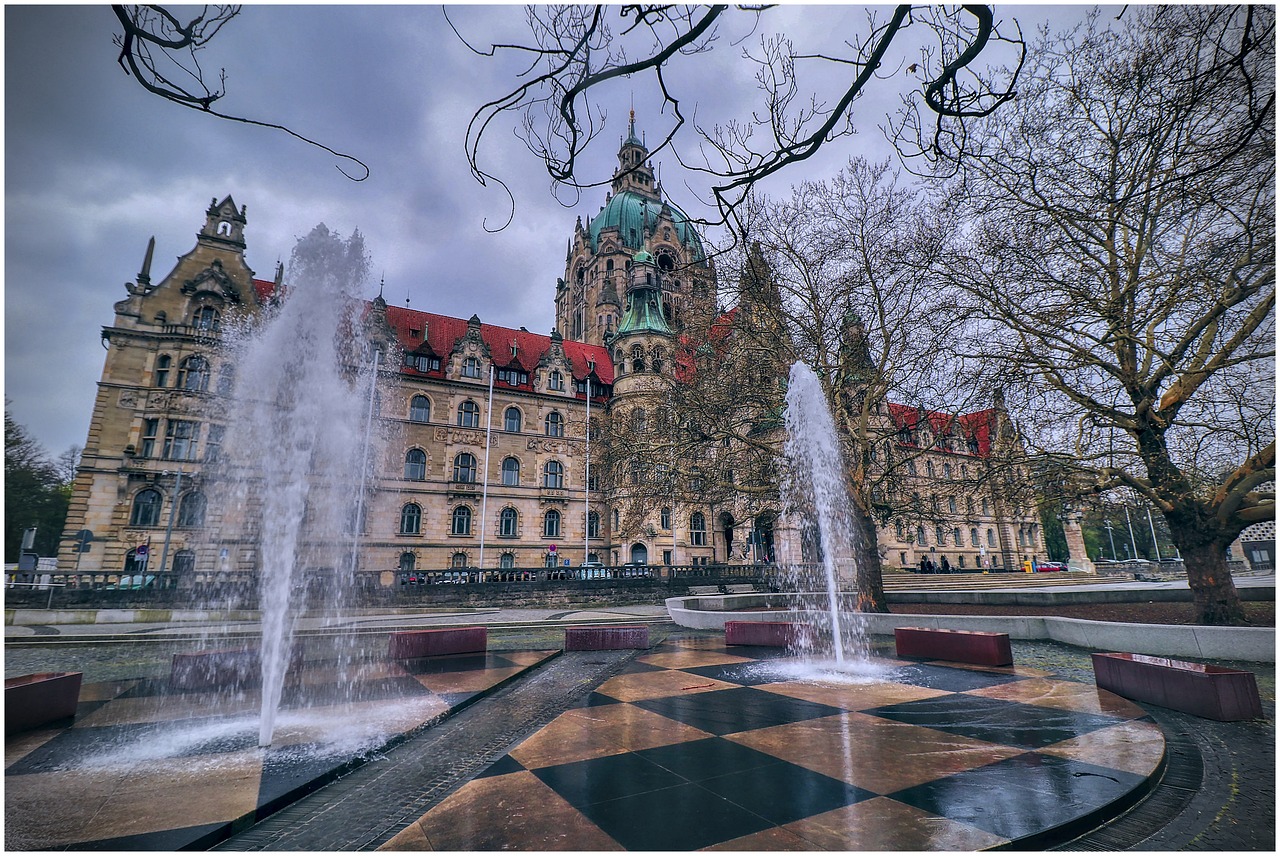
[1037,561,1067,572]
[574,565,609,581]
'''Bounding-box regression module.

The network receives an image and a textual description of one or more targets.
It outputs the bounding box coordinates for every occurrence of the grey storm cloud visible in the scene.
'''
[5,4,1089,457]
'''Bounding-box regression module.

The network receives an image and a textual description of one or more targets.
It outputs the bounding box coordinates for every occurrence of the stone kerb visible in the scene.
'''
[665,594,1276,662]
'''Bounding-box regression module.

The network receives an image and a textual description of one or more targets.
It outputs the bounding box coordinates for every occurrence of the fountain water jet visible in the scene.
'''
[213,224,378,747]
[781,361,870,665]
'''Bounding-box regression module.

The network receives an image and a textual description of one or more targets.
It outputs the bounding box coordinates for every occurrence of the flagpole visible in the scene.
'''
[584,376,591,563]
[478,365,494,571]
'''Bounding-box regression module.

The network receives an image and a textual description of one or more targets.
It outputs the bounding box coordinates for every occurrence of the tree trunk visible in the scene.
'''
[849,498,888,613]
[1176,539,1248,626]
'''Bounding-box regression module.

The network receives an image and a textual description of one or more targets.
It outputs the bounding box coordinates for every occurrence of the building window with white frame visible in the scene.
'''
[451,505,473,536]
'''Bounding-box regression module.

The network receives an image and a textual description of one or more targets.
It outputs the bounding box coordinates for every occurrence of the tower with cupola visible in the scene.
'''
[557,112,716,350]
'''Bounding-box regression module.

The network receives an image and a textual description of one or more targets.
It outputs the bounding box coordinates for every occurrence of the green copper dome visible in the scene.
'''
[615,287,672,336]
[588,191,706,260]
[633,250,654,263]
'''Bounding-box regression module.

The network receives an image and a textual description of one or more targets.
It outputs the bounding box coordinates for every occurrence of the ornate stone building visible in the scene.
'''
[59,124,1048,581]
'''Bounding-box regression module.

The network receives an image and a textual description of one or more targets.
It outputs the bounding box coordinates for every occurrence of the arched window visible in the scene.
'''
[982,497,990,515]
[172,549,195,574]
[926,460,935,477]
[404,449,427,480]
[690,512,707,546]
[896,522,906,540]
[193,306,220,332]
[499,507,518,537]
[943,463,952,478]
[499,552,515,569]
[453,453,477,483]
[217,364,235,395]
[462,357,481,378]
[545,411,564,437]
[987,529,996,547]
[543,509,561,538]
[970,527,980,547]
[457,400,480,427]
[130,489,163,527]
[631,408,647,433]
[154,354,171,387]
[544,460,564,489]
[409,395,430,423]
[917,525,927,544]
[451,552,468,568]
[501,457,520,486]
[504,407,522,433]
[451,505,473,535]
[177,491,206,527]
[178,355,210,391]
[548,370,565,391]
[948,497,957,514]
[661,506,671,529]
[400,503,422,534]
[399,552,416,572]
[953,527,962,545]
[587,511,600,539]
[936,526,946,545]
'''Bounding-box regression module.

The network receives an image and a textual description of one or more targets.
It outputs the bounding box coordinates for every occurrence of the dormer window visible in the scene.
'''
[193,306,220,332]
[462,357,481,379]
[548,370,565,391]
[409,328,421,339]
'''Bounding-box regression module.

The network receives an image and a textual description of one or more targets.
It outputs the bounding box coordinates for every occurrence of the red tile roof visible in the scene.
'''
[383,305,614,387]
[888,403,996,457]
[252,278,278,304]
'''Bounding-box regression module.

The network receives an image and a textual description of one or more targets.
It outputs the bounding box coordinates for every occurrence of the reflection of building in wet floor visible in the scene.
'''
[382,638,1165,851]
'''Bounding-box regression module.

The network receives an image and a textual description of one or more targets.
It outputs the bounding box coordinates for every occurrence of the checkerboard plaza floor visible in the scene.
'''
[4,650,557,851]
[382,638,1166,851]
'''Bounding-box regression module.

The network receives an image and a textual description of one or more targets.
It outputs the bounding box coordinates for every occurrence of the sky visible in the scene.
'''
[5,4,1087,458]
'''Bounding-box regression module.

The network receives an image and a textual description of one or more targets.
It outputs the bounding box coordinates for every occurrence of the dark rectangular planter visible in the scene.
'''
[1092,652,1263,721]
[725,620,811,647]
[5,672,83,734]
[894,626,1014,666]
[564,625,649,650]
[388,627,487,659]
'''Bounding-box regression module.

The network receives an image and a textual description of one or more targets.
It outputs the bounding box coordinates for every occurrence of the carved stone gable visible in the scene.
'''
[182,261,242,304]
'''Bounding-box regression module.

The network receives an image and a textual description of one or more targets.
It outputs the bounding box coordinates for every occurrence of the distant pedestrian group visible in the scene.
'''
[918,556,953,574]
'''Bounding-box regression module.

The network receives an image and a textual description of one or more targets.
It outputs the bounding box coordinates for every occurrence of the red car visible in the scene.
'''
[1038,561,1068,572]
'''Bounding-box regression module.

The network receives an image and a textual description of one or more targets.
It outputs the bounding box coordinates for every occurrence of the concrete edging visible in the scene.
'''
[664,596,1276,663]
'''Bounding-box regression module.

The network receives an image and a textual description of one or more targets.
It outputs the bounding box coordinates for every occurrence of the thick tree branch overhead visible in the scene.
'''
[110,4,370,180]
[456,4,1023,233]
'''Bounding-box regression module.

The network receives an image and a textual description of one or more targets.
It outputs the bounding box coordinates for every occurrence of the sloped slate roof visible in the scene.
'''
[384,305,613,385]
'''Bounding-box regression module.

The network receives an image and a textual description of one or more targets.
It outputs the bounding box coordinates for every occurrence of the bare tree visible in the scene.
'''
[924,6,1275,624]
[455,4,1023,232]
[110,4,369,179]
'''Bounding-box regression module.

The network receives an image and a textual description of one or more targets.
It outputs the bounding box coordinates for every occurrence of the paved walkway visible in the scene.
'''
[5,586,1274,850]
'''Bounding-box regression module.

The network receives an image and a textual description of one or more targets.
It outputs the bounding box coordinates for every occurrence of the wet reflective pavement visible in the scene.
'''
[4,650,557,850]
[379,637,1164,851]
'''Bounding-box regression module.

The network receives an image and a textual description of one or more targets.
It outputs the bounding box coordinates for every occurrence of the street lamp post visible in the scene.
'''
[157,468,183,581]
[1104,520,1118,560]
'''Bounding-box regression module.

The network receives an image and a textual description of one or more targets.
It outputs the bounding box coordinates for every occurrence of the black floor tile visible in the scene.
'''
[578,782,775,850]
[71,820,231,851]
[700,758,876,824]
[682,661,784,686]
[532,751,687,807]
[633,686,845,736]
[888,752,1148,841]
[636,737,780,781]
[884,663,1027,692]
[866,693,1128,749]
[475,754,525,778]
[569,691,623,709]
